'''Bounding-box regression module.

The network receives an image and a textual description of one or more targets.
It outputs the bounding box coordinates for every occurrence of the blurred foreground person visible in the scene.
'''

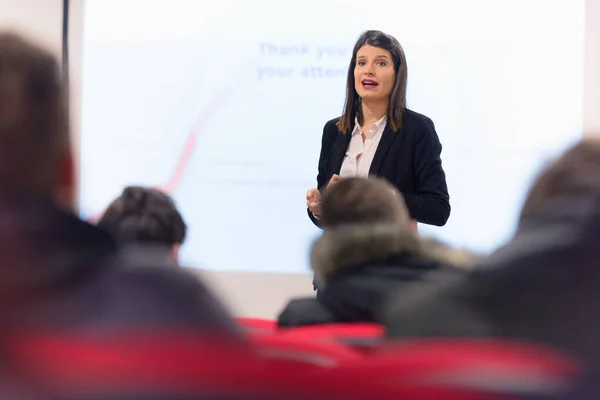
[0,32,242,342]
[278,177,473,327]
[386,139,600,375]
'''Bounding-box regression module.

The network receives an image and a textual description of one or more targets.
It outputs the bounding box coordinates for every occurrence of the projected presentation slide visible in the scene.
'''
[80,0,584,273]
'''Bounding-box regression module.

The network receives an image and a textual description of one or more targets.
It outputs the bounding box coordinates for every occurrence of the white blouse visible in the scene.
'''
[339,115,387,178]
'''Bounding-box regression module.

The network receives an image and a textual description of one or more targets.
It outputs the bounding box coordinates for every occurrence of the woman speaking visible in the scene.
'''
[306,30,450,227]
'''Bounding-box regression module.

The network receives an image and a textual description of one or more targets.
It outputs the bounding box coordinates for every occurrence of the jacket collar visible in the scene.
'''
[311,223,477,282]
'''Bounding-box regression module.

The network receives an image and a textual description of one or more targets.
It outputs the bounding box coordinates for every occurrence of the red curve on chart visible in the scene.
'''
[154,89,227,194]
[87,86,232,224]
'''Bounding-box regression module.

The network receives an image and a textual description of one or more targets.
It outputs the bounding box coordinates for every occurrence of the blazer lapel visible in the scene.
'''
[369,122,396,176]
[330,132,351,176]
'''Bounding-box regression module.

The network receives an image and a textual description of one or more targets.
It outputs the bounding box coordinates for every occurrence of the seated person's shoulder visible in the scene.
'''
[277,297,337,328]
[383,267,493,339]
[107,247,242,336]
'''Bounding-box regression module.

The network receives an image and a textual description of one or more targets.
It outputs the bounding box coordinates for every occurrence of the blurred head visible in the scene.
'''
[520,138,600,219]
[97,187,187,263]
[338,30,408,133]
[0,32,73,209]
[320,177,411,228]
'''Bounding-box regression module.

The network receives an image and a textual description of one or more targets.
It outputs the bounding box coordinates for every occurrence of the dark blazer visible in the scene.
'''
[308,109,450,227]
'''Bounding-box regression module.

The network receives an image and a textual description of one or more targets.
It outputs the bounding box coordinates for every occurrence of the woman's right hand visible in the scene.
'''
[307,175,343,218]
[306,188,322,218]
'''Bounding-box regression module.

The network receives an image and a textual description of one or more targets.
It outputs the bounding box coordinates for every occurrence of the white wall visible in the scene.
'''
[2,0,600,319]
[585,0,600,134]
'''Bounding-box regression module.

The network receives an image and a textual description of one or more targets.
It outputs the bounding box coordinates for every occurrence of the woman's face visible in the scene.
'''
[354,44,396,103]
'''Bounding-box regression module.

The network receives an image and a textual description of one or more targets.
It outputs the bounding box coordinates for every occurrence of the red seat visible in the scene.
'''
[251,332,363,366]
[321,339,584,398]
[246,338,581,399]
[279,323,383,338]
[280,323,384,352]
[8,330,361,399]
[236,317,277,333]
[7,333,584,400]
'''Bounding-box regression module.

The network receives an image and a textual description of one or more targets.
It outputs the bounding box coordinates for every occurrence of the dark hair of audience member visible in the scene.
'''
[320,177,410,228]
[0,32,71,203]
[520,138,600,218]
[97,186,187,250]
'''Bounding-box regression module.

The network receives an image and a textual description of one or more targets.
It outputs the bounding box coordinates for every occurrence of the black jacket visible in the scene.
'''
[385,196,600,371]
[278,223,470,327]
[308,109,450,227]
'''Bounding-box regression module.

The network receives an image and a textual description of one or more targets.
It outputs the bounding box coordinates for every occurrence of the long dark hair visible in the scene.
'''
[337,30,408,134]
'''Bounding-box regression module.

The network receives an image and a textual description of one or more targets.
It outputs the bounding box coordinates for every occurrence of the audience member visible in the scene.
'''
[278,177,475,327]
[385,138,600,371]
[0,32,242,339]
[98,186,186,264]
